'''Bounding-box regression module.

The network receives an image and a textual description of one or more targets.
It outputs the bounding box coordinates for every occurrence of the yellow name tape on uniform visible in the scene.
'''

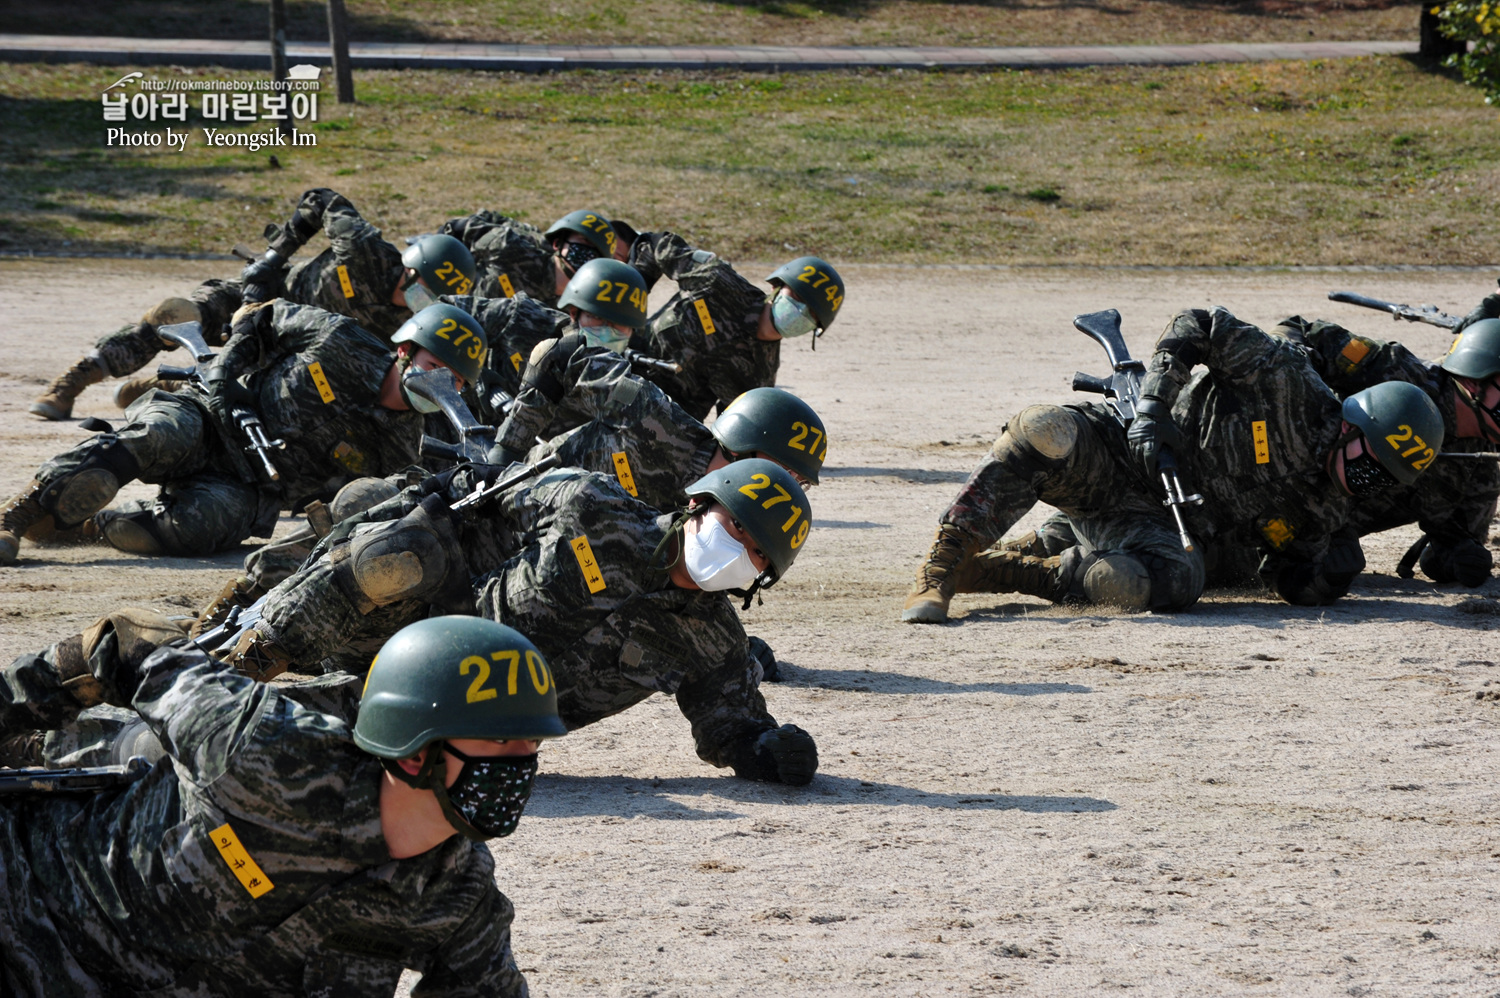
[497,274,516,298]
[570,535,607,593]
[210,822,275,898]
[611,451,638,496]
[307,361,336,403]
[1341,338,1371,366]
[509,351,524,373]
[1260,517,1295,549]
[1251,420,1270,465]
[336,265,355,299]
[693,298,716,336]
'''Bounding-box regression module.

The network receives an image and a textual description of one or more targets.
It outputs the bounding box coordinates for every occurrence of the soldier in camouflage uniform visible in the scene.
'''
[627,232,847,421]
[439,208,617,307]
[1275,315,1500,586]
[0,301,484,565]
[226,459,822,785]
[903,306,1444,623]
[0,612,560,997]
[30,189,474,420]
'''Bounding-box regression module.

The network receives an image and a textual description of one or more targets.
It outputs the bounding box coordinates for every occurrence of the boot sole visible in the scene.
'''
[901,602,950,624]
[27,400,71,421]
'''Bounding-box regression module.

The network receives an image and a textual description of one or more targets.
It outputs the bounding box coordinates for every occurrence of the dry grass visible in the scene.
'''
[2,57,1497,266]
[0,0,1421,48]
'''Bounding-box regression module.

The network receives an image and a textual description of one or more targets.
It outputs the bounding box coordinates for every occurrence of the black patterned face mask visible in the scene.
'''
[1342,451,1398,497]
[558,240,601,275]
[434,746,539,841]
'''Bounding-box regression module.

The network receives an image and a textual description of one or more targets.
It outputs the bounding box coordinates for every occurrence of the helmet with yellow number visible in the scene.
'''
[354,616,568,759]
[683,457,813,586]
[544,209,618,258]
[711,388,827,485]
[390,303,489,385]
[1342,381,1445,486]
[558,258,649,330]
[401,233,477,298]
[1440,318,1500,380]
[767,256,845,335]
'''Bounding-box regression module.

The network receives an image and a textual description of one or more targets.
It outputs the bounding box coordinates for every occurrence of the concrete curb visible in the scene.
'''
[0,33,1420,73]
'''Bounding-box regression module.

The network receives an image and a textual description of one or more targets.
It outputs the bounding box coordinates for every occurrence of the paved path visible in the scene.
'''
[0,32,1418,72]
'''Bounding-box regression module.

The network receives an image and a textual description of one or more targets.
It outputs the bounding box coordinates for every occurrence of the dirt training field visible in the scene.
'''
[1,259,1497,996]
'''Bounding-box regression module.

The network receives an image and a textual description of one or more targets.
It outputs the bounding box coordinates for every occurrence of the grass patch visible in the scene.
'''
[0,0,1423,47]
[0,59,1496,264]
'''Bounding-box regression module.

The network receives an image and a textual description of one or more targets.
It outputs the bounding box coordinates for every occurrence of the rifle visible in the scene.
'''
[0,756,151,796]
[623,349,683,376]
[404,366,499,465]
[192,454,563,652]
[1327,291,1461,330]
[155,324,285,483]
[1071,308,1204,554]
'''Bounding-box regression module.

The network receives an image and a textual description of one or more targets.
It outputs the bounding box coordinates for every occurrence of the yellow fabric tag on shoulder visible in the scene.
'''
[693,298,716,336]
[612,451,638,496]
[570,535,607,594]
[1251,420,1270,465]
[509,351,523,373]
[210,822,274,898]
[336,265,355,299]
[1340,338,1371,366]
[307,361,336,403]
[497,274,516,298]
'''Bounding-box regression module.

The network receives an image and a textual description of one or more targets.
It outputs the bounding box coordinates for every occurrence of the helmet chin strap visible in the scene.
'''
[1453,378,1500,440]
[381,744,488,842]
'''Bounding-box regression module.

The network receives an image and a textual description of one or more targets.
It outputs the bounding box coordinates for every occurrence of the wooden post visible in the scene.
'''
[327,0,355,103]
[269,0,291,139]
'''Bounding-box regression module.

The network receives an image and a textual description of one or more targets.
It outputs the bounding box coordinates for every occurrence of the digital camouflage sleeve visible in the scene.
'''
[283,188,411,341]
[627,231,779,420]
[0,626,529,998]
[440,211,558,306]
[1143,307,1358,604]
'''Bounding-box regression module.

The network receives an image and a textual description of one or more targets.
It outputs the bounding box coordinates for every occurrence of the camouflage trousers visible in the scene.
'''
[37,390,276,555]
[94,279,243,378]
[942,403,1205,611]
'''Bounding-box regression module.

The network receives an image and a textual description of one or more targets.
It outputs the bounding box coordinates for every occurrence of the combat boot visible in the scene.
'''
[901,523,981,624]
[0,481,48,565]
[964,549,1069,603]
[997,529,1050,558]
[113,374,185,409]
[31,356,108,421]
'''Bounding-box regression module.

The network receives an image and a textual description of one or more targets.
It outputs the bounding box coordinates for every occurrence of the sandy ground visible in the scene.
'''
[2,259,1498,996]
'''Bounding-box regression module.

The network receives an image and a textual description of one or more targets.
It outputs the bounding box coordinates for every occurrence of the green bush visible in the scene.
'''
[1433,0,1500,102]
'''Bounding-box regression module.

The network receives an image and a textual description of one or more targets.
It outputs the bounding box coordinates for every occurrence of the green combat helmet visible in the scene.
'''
[544,209,618,258]
[391,303,489,385]
[402,233,477,297]
[558,258,649,344]
[683,457,813,587]
[712,387,828,485]
[767,256,846,335]
[1440,318,1500,380]
[1342,381,1445,485]
[354,616,568,759]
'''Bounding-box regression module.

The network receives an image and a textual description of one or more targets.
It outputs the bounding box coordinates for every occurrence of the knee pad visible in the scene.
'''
[39,444,139,528]
[994,405,1079,464]
[95,507,168,556]
[1081,553,1154,612]
[142,297,201,329]
[331,502,462,612]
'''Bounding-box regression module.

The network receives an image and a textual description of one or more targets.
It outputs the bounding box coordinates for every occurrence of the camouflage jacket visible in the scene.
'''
[257,470,777,769]
[1275,316,1500,545]
[439,212,559,307]
[442,293,570,426]
[222,300,425,508]
[1142,308,1355,599]
[627,231,779,421]
[0,641,528,998]
[496,339,718,507]
[280,189,412,342]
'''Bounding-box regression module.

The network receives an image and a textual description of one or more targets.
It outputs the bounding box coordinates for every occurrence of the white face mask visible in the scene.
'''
[578,320,630,353]
[683,516,760,591]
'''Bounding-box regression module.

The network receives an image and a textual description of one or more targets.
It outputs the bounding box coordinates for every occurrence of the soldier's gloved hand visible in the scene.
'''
[239,250,288,303]
[1458,290,1500,332]
[1319,533,1366,586]
[1127,397,1175,476]
[519,332,586,404]
[754,724,818,786]
[204,368,253,434]
[1420,536,1493,587]
[484,442,525,467]
[747,635,781,684]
